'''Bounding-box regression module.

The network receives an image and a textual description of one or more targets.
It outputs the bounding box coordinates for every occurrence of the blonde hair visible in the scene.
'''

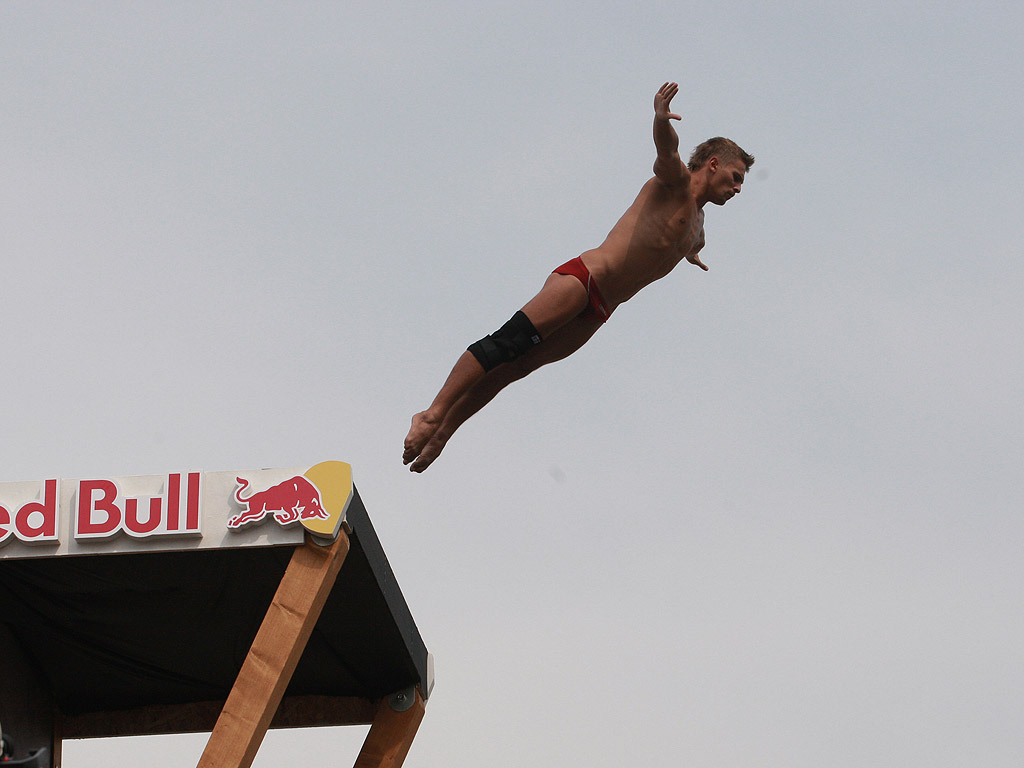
[688,137,754,172]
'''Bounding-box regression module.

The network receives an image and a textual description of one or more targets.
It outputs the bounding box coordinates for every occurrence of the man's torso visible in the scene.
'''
[580,177,704,308]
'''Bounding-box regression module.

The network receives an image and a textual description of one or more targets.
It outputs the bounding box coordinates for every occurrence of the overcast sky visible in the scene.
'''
[3,2,1023,766]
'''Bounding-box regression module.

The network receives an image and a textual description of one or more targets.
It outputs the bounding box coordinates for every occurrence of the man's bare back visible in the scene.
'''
[402,82,753,472]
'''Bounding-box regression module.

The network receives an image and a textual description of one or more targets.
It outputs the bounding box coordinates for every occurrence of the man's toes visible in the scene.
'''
[410,439,446,472]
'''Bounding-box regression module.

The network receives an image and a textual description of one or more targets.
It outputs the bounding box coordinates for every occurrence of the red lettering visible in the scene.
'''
[124,496,162,536]
[77,479,121,537]
[0,504,10,544]
[165,473,181,530]
[185,472,201,531]
[11,479,59,543]
[73,474,201,541]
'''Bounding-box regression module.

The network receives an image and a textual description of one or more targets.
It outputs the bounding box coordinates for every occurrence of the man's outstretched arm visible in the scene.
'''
[652,82,688,186]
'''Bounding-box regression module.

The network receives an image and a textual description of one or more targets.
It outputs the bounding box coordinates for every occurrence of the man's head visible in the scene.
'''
[689,137,754,206]
[688,137,754,173]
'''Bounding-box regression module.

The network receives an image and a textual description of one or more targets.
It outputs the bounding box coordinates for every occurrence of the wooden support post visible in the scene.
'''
[353,690,426,768]
[196,531,350,768]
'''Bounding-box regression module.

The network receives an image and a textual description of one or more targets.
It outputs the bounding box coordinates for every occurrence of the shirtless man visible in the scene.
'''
[403,82,753,472]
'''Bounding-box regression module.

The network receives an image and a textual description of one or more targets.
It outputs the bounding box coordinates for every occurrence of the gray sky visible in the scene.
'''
[3,2,1023,766]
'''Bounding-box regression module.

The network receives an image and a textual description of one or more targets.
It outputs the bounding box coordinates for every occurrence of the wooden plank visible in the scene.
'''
[196,531,350,768]
[271,695,376,729]
[61,695,377,740]
[61,701,224,739]
[352,690,426,768]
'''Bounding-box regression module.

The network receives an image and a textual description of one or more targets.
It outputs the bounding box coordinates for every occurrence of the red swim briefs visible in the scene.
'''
[552,256,612,323]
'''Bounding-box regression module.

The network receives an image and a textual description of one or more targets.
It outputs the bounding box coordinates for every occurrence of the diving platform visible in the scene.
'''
[0,461,431,768]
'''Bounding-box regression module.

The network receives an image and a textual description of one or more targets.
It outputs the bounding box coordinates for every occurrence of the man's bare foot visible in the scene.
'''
[409,429,451,473]
[404,410,442,466]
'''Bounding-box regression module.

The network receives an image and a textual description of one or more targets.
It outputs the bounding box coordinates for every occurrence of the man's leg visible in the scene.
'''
[404,272,589,467]
[407,315,602,472]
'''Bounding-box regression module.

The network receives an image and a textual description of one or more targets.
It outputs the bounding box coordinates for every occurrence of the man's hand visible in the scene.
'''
[652,81,687,186]
[654,82,682,121]
[686,252,709,271]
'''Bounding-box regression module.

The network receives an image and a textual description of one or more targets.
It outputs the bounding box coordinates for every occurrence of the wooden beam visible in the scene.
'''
[61,695,377,740]
[352,690,426,768]
[196,531,350,768]
[271,695,377,730]
[61,700,224,739]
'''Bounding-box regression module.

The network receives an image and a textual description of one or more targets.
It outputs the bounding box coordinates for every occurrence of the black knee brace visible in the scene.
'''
[467,311,542,372]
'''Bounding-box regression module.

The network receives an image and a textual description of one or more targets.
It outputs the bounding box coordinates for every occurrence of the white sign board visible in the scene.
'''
[0,461,352,560]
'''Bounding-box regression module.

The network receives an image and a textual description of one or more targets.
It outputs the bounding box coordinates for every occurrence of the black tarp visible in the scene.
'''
[0,487,428,718]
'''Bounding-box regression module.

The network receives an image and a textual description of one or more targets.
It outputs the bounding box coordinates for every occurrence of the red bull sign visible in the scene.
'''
[0,461,352,560]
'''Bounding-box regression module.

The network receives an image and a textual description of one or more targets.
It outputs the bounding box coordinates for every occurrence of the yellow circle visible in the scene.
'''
[301,461,353,538]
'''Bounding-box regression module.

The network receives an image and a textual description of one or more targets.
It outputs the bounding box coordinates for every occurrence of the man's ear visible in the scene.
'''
[708,157,719,172]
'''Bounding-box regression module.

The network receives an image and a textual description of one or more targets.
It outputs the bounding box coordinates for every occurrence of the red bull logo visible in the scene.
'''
[228,475,330,529]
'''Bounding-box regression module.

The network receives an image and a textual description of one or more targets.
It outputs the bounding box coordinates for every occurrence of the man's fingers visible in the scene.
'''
[656,82,681,119]
[657,82,679,104]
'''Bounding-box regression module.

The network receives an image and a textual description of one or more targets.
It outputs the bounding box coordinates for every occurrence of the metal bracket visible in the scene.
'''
[387,686,417,712]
